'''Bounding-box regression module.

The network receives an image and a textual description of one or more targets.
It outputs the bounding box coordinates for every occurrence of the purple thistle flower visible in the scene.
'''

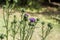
[24,13,29,21]
[29,18,35,22]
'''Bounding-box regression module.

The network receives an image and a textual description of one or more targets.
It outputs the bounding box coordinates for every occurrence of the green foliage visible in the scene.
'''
[0,0,44,7]
[13,0,18,3]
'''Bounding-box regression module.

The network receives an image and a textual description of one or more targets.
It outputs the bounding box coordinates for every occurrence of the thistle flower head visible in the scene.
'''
[41,22,45,25]
[48,23,51,27]
[23,13,29,21]
[24,13,29,17]
[29,18,35,22]
[37,18,39,21]
[21,8,25,12]
[48,23,53,29]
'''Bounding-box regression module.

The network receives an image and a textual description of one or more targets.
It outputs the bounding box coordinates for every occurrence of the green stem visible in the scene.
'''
[3,1,9,40]
[3,8,6,24]
[42,25,44,40]
[24,26,30,40]
[44,28,50,40]
[6,7,9,40]
[20,24,22,40]
[25,33,29,40]
[20,12,24,40]
[22,21,26,40]
[13,16,17,40]
[29,26,34,40]
[13,24,16,40]
[6,0,9,40]
[13,34,15,40]
[25,26,34,40]
[19,12,24,39]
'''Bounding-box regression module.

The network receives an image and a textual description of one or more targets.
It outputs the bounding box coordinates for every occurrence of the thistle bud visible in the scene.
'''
[41,22,45,25]
[20,20,23,24]
[21,8,25,13]
[47,23,53,29]
[13,15,17,23]
[37,18,39,21]
[23,14,29,21]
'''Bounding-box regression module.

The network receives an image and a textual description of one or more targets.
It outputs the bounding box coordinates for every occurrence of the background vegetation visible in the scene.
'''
[0,0,60,40]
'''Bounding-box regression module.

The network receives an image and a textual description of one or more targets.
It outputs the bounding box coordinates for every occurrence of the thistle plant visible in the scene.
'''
[2,0,10,40]
[40,22,53,40]
[2,0,18,40]
[10,15,18,40]
[19,9,39,40]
